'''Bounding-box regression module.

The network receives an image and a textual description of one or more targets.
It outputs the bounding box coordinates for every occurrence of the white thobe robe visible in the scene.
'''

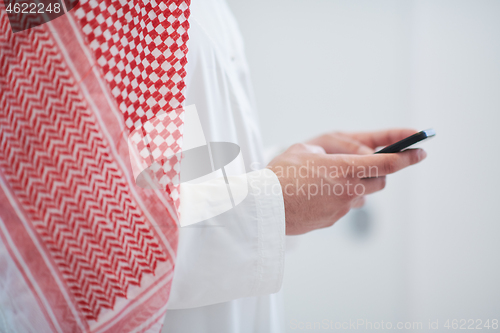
[162,0,287,332]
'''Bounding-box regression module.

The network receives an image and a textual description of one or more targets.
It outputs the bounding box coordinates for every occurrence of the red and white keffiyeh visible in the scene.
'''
[0,0,190,331]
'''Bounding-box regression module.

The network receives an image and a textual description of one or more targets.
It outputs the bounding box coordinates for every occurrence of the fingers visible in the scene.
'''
[348,128,418,149]
[327,149,427,176]
[361,149,427,176]
[326,136,373,154]
[307,133,373,155]
[360,176,387,194]
[287,143,326,154]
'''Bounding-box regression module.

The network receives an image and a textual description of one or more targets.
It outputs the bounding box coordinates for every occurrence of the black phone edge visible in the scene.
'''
[374,129,435,154]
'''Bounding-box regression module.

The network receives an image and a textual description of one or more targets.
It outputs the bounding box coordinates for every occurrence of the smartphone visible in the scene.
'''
[374,129,436,154]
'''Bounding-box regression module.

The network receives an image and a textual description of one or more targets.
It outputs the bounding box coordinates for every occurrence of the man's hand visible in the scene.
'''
[266,129,426,235]
[306,129,419,154]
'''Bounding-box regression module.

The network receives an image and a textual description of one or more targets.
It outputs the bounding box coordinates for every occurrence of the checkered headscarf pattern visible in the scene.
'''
[74,0,191,212]
[1,0,191,329]
[129,108,184,210]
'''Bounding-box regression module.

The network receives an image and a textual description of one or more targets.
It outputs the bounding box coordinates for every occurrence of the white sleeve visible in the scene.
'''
[166,168,285,309]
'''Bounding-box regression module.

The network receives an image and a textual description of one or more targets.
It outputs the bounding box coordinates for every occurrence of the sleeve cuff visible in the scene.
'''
[248,168,286,296]
[167,168,286,309]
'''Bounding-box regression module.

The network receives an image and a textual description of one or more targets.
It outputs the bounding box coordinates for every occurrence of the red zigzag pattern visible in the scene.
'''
[0,10,168,320]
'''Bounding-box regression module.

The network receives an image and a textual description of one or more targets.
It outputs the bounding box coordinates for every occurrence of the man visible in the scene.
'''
[0,0,424,331]
[162,0,425,332]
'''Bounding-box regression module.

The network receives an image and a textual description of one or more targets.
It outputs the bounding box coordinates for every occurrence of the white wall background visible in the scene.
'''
[227,0,500,331]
